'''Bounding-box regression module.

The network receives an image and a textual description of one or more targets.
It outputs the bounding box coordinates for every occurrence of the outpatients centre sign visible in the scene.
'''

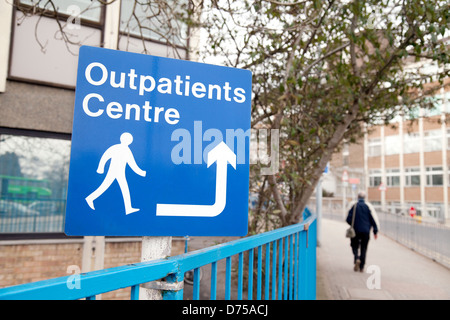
[65,46,252,236]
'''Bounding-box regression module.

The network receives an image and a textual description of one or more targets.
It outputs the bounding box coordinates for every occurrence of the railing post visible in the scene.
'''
[298,230,307,300]
[162,271,184,300]
[307,220,317,300]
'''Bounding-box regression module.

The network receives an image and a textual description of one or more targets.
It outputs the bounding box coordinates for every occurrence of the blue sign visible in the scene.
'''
[65,46,252,236]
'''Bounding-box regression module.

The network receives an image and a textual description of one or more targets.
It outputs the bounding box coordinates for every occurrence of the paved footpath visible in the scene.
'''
[316,218,450,300]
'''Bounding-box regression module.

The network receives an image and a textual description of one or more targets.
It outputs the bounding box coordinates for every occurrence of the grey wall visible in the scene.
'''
[0,80,75,134]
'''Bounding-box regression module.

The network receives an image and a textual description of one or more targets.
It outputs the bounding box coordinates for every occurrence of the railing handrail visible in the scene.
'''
[0,214,316,300]
[178,215,314,272]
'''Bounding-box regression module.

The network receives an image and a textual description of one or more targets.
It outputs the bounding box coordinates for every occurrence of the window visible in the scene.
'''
[368,138,381,157]
[369,169,382,187]
[342,143,349,166]
[9,1,103,87]
[423,130,442,152]
[0,133,70,233]
[424,203,442,219]
[426,166,444,186]
[422,92,450,116]
[118,0,188,58]
[385,135,400,155]
[447,129,450,150]
[386,168,400,187]
[404,132,420,154]
[20,0,102,22]
[343,155,349,166]
[405,167,420,186]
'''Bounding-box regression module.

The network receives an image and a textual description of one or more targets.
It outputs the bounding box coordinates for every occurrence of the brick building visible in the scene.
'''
[364,90,450,222]
[324,84,450,223]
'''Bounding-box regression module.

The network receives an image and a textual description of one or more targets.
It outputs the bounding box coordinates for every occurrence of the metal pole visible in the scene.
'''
[342,183,346,220]
[139,236,172,300]
[316,178,322,247]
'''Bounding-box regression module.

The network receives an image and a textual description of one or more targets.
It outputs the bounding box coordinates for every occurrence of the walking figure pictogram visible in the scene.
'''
[85,132,146,215]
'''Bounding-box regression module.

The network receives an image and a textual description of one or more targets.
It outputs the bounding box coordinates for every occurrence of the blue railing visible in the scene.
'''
[0,214,316,300]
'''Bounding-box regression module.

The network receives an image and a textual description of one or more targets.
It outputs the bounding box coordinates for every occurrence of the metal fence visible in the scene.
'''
[308,197,450,269]
[0,198,66,233]
[0,214,316,300]
[377,211,450,269]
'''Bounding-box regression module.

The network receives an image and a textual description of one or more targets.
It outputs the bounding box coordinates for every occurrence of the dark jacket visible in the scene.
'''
[346,199,378,235]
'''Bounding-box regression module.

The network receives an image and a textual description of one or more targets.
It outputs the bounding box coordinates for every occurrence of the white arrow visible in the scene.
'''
[156,141,236,217]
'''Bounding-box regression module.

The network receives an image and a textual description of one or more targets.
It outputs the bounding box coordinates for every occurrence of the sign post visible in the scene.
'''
[409,206,416,218]
[65,46,252,299]
[139,236,172,300]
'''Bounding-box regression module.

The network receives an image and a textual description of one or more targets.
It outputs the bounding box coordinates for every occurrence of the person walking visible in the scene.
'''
[346,191,379,272]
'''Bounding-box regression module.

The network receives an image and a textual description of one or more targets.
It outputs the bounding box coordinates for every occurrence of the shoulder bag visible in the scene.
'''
[346,203,357,238]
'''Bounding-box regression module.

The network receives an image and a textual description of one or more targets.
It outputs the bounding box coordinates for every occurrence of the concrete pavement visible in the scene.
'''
[317,218,450,300]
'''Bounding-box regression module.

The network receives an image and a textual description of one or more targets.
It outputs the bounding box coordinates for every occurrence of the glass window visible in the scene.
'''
[368,138,381,157]
[426,166,444,186]
[405,167,420,186]
[9,1,103,87]
[447,129,450,150]
[343,155,349,166]
[0,133,70,233]
[404,132,420,154]
[117,35,187,59]
[386,168,400,186]
[422,92,450,117]
[423,130,442,152]
[9,14,102,87]
[19,0,102,23]
[120,0,188,47]
[369,169,382,187]
[385,135,400,155]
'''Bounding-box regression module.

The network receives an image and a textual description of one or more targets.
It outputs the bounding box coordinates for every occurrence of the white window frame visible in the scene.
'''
[423,129,442,153]
[385,135,400,156]
[386,168,400,187]
[404,132,420,154]
[119,0,189,48]
[9,1,104,88]
[369,169,382,187]
[368,138,381,157]
[426,166,444,186]
[405,167,421,186]
[447,128,450,150]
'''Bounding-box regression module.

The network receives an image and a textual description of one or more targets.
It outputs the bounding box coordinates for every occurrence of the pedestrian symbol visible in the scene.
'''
[85,132,146,215]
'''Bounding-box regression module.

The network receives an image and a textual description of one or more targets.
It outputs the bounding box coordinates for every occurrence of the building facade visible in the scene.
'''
[365,89,450,222]
[322,85,450,224]
[0,0,192,292]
